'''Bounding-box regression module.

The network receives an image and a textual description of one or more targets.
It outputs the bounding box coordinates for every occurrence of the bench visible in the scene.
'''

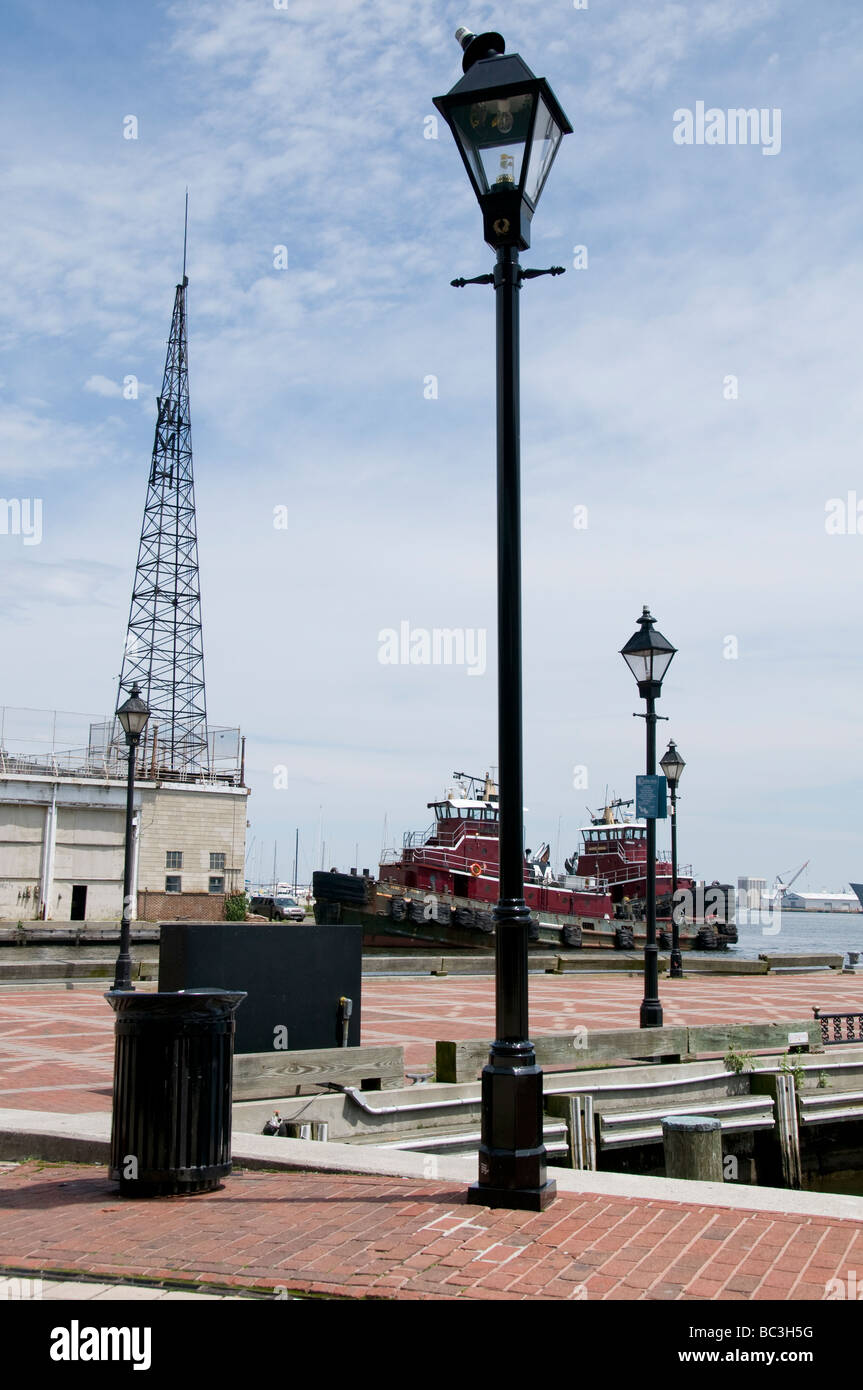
[435,1019,821,1084]
[685,1019,821,1056]
[545,954,670,975]
[760,953,845,971]
[232,1044,406,1099]
[436,1027,688,1084]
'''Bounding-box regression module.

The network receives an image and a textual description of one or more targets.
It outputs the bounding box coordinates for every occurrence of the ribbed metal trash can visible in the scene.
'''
[106,988,246,1197]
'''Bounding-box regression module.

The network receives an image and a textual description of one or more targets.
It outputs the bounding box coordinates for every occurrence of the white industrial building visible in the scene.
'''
[0,708,248,921]
[780,890,861,913]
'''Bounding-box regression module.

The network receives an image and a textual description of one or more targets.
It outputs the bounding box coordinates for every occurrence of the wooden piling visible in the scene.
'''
[662,1115,723,1182]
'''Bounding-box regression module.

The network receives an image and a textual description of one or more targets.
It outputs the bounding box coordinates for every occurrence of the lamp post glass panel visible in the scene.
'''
[434,30,571,1211]
[112,683,150,992]
[660,739,686,979]
[620,608,677,1028]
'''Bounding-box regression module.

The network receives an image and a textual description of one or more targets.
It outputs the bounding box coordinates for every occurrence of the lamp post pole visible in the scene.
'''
[642,691,662,1027]
[112,683,150,993]
[477,236,553,1207]
[494,240,527,1045]
[434,27,572,1211]
[660,739,685,979]
[113,735,140,992]
[669,780,681,977]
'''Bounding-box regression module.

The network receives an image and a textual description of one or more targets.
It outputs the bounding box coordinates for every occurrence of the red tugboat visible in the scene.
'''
[313,774,736,952]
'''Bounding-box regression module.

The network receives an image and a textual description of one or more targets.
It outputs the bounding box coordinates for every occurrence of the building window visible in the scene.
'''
[165,876,182,893]
[166,851,183,870]
[209,852,226,871]
[208,876,225,894]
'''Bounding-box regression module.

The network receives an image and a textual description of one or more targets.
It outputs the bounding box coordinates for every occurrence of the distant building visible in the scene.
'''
[780,890,860,913]
[0,707,248,921]
[737,876,768,911]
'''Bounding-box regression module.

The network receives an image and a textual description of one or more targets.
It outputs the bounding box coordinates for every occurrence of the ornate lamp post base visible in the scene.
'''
[467,1042,557,1211]
[468,1183,557,1213]
[640,997,664,1029]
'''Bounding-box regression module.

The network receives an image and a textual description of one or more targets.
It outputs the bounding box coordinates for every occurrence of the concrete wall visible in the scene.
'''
[52,805,125,921]
[0,802,43,916]
[0,772,248,920]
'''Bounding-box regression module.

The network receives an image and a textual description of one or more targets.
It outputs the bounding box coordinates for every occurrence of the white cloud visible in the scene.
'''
[84,375,122,398]
[0,404,132,478]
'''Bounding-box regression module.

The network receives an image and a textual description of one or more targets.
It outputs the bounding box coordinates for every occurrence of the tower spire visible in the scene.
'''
[182,187,189,284]
[116,238,209,777]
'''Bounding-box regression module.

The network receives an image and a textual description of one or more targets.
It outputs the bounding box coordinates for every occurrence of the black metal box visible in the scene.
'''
[158,923,362,1054]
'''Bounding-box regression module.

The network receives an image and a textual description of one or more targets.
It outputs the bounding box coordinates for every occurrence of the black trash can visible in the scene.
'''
[105,988,246,1197]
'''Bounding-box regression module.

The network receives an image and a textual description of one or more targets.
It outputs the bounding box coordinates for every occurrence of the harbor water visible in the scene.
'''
[723,910,863,963]
[2,913,863,967]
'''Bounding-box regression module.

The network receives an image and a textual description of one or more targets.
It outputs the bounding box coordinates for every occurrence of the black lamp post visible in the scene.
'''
[620,608,676,1028]
[112,682,150,992]
[660,739,686,979]
[434,29,571,1211]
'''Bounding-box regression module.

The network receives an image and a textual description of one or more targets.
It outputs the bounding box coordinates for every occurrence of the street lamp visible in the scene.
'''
[434,29,571,1211]
[660,739,686,979]
[112,682,150,992]
[620,607,677,1028]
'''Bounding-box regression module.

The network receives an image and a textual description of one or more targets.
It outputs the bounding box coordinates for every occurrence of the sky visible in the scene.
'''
[1,0,862,894]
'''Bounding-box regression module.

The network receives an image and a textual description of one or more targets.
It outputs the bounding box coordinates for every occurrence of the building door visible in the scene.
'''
[70,885,87,920]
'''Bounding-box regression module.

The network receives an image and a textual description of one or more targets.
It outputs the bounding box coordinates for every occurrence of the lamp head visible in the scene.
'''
[620,606,676,700]
[117,682,150,743]
[660,739,686,789]
[434,28,572,250]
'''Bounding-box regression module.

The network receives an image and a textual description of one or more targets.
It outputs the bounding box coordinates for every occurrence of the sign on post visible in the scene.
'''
[636,775,667,819]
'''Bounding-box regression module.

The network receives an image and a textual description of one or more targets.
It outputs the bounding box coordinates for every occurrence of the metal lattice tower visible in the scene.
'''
[116,262,210,777]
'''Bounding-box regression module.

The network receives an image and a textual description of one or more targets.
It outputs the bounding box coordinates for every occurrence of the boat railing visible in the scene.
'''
[406,844,474,873]
[435,822,471,847]
[403,824,435,849]
[580,861,692,889]
[581,841,628,864]
[402,819,477,850]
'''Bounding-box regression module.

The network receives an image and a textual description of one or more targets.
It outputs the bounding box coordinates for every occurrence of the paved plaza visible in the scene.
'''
[1,972,861,1114]
[2,972,863,1303]
[2,1159,862,1302]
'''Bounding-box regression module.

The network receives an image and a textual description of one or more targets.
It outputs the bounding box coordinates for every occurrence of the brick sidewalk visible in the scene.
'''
[1,975,860,1113]
[1,1160,861,1301]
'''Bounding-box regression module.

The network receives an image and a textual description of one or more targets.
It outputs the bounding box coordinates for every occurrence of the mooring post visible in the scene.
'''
[662,1114,723,1182]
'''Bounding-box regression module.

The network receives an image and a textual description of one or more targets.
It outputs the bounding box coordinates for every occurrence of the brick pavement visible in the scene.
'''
[1,1159,861,1301]
[0,1274,259,1300]
[1,975,861,1113]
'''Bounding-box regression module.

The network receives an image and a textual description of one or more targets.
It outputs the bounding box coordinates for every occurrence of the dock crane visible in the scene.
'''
[774,861,810,899]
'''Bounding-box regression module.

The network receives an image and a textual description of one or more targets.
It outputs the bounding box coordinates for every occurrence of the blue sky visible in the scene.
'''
[2,0,863,893]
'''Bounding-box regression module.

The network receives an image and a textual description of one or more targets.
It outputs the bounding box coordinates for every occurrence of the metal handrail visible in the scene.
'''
[812,1008,863,1045]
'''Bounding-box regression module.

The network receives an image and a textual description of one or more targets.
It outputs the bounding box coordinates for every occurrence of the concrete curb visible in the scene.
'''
[3,1108,863,1224]
[0,1110,110,1164]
